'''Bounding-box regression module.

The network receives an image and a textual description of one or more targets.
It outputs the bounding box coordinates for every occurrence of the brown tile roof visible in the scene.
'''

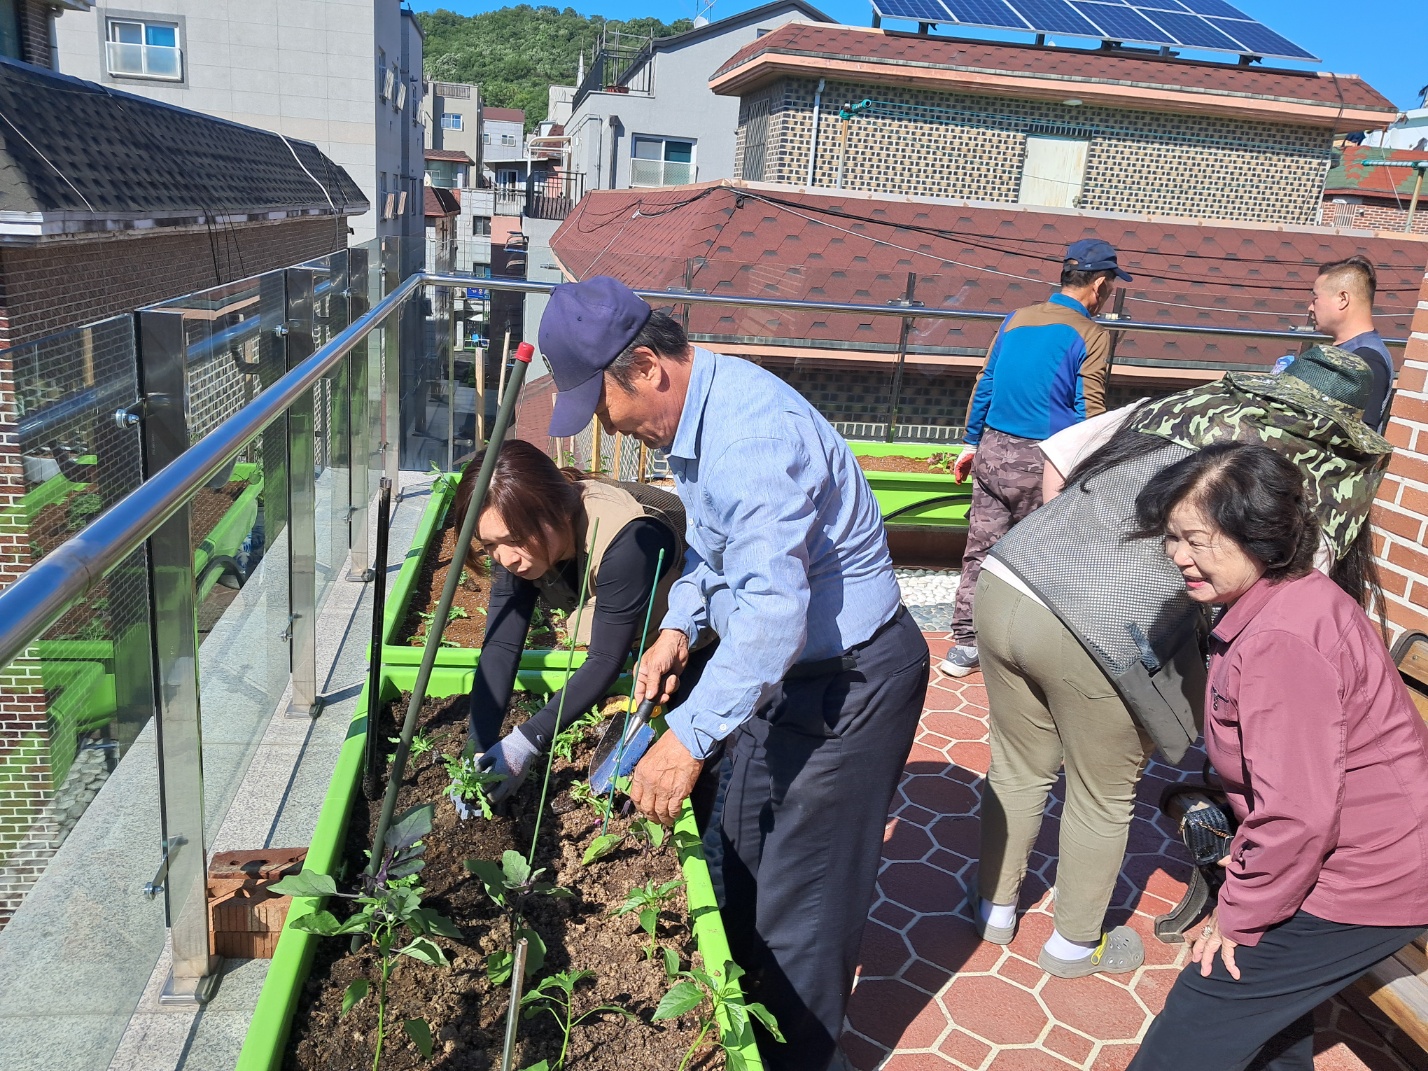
[424,148,474,163]
[549,180,1428,373]
[711,24,1396,127]
[484,107,526,124]
[424,185,460,217]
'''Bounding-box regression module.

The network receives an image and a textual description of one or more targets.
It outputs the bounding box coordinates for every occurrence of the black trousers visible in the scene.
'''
[1128,911,1426,1071]
[701,608,929,1071]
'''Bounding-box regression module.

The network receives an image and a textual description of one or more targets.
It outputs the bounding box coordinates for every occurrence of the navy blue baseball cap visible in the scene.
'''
[1065,239,1133,282]
[539,276,652,437]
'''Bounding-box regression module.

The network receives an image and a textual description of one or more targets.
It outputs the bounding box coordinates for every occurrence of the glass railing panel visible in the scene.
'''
[306,252,353,610]
[0,316,166,1070]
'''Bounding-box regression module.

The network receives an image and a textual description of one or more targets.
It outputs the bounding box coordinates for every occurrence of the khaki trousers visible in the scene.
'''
[975,570,1154,943]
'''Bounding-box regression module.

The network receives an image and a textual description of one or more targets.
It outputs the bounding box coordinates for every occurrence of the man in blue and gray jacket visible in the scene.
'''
[941,239,1129,677]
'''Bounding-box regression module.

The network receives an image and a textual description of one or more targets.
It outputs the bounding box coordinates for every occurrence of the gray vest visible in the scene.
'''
[989,443,1207,764]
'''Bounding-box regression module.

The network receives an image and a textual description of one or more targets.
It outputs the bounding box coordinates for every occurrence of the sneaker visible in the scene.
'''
[968,892,1016,946]
[1038,926,1144,978]
[938,645,980,678]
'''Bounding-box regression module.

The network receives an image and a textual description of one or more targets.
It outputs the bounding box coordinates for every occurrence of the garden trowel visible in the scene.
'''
[588,698,657,795]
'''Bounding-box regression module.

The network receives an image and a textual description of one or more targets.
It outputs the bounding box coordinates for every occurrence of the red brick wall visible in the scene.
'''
[0,216,349,349]
[1372,266,1428,647]
[15,0,52,68]
[1321,199,1428,236]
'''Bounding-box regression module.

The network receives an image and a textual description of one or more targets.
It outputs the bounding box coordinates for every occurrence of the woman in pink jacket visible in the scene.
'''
[1128,442,1428,1071]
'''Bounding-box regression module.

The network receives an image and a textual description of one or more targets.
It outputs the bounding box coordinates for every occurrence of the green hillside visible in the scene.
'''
[417,6,694,130]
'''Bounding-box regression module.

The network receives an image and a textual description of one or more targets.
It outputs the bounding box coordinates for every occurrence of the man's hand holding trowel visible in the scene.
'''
[627,629,702,827]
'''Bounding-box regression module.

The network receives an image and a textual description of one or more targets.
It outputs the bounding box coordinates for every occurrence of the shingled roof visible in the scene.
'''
[1325,144,1428,202]
[549,180,1428,373]
[0,57,367,240]
[710,24,1397,131]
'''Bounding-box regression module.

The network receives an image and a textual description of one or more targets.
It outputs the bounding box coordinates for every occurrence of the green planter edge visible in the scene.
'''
[847,439,972,529]
[235,669,763,1071]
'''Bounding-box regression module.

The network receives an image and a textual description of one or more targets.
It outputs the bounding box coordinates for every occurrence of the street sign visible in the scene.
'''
[465,287,490,300]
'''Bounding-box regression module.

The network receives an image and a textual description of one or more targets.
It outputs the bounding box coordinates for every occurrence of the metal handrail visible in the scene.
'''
[0,268,1409,668]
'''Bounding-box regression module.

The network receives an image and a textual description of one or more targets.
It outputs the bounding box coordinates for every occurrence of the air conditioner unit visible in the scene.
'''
[382,68,394,101]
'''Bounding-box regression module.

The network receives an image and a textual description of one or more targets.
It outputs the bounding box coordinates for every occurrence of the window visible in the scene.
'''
[472,217,491,237]
[500,134,517,146]
[630,136,695,187]
[395,80,407,110]
[106,17,182,80]
[496,169,519,187]
[740,98,771,182]
[482,132,491,145]
[441,112,464,131]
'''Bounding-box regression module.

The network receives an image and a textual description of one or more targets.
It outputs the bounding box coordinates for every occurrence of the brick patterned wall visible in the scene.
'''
[0,216,347,350]
[739,77,1333,225]
[15,0,52,68]
[1321,199,1428,236]
[1372,266,1428,648]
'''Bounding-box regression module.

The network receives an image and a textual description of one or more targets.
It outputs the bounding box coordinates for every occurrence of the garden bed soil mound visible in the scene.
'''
[398,523,563,650]
[855,454,955,475]
[285,692,717,1071]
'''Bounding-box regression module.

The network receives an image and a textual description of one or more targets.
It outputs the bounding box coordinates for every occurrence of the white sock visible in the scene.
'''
[980,899,1017,930]
[1043,929,1098,961]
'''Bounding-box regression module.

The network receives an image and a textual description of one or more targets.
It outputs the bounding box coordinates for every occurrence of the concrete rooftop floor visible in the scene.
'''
[839,640,1428,1071]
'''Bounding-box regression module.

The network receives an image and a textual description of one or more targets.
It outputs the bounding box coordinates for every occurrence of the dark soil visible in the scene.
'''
[396,521,564,651]
[284,691,718,1071]
[855,453,958,475]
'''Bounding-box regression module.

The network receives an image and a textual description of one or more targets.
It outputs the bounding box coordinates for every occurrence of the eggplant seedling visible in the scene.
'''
[609,878,684,960]
[271,803,458,1071]
[465,849,571,984]
[654,960,782,1071]
[444,752,504,819]
[520,969,634,1071]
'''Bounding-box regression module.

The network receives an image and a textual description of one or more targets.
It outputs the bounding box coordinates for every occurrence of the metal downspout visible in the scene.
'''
[807,78,826,188]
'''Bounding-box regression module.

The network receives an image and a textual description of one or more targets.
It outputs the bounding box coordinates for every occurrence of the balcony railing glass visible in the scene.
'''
[105,40,183,80]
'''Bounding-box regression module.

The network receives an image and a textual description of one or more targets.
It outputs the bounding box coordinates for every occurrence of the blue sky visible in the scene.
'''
[417,0,1427,111]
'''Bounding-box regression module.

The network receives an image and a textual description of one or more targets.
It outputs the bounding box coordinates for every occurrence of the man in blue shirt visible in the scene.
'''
[1307,254,1395,430]
[540,276,930,1071]
[941,239,1128,678]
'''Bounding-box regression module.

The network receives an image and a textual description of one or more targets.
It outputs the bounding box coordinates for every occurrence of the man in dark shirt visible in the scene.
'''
[1307,255,1395,430]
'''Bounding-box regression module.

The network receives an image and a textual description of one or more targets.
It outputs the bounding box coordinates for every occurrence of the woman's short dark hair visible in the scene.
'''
[452,438,581,573]
[1133,442,1318,582]
[606,310,690,392]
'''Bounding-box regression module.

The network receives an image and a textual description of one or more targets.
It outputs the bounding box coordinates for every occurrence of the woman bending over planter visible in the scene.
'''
[454,438,684,806]
[1127,443,1428,1071]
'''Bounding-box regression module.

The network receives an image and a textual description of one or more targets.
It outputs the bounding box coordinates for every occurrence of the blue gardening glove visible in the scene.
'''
[477,727,541,807]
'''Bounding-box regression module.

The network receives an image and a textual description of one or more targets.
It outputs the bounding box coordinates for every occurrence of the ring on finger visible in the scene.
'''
[1201,924,1215,937]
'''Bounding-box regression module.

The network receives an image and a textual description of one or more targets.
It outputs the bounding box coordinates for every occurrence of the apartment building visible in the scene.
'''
[50,0,423,253]
[714,23,1398,225]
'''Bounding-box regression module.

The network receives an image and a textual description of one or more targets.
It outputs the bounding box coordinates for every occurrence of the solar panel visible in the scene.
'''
[941,0,1033,31]
[1072,1,1177,44]
[1207,17,1318,59]
[872,0,953,20]
[873,0,1319,62]
[1176,0,1251,17]
[1143,9,1246,50]
[1009,0,1104,36]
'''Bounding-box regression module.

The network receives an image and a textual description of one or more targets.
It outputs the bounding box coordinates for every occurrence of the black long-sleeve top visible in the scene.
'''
[467,518,679,752]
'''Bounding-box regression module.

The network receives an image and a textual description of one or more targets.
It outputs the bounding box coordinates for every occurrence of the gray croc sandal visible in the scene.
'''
[1038,925,1144,978]
[968,892,1016,946]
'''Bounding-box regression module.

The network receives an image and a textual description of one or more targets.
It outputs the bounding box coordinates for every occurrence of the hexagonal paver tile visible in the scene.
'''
[846,978,946,1049]
[907,914,1004,974]
[940,1028,994,1070]
[1041,974,1149,1042]
[903,773,980,815]
[858,920,915,977]
[881,861,965,914]
[883,1053,961,1071]
[930,814,982,856]
[944,975,1047,1045]
[1044,1025,1095,1064]
[1091,1042,1142,1071]
[842,1032,890,1071]
[985,1046,1082,1071]
[884,820,937,862]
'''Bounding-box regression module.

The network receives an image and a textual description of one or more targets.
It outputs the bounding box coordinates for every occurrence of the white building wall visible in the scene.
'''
[52,0,422,247]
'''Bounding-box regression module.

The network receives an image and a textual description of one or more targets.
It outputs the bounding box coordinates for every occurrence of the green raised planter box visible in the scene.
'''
[849,440,973,529]
[235,668,762,1071]
[194,461,263,601]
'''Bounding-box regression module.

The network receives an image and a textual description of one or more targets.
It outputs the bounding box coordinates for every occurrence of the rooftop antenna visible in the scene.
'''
[694,0,714,27]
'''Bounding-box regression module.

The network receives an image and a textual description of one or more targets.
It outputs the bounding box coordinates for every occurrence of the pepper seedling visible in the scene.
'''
[520,969,634,1071]
[654,960,783,1071]
[271,803,458,1071]
[609,878,685,960]
[465,849,571,984]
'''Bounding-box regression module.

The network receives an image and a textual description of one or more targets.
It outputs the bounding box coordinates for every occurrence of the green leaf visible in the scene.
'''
[520,928,547,977]
[285,909,344,936]
[639,906,658,935]
[417,909,463,939]
[582,832,624,866]
[464,858,508,905]
[652,980,705,1021]
[663,947,680,980]
[340,979,369,1018]
[403,1017,434,1059]
[726,1047,749,1071]
[398,937,450,968]
[520,1062,551,1071]
[500,849,532,886]
[268,871,338,898]
[748,1001,785,1043]
[486,948,513,985]
[645,821,666,849]
[387,802,435,853]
